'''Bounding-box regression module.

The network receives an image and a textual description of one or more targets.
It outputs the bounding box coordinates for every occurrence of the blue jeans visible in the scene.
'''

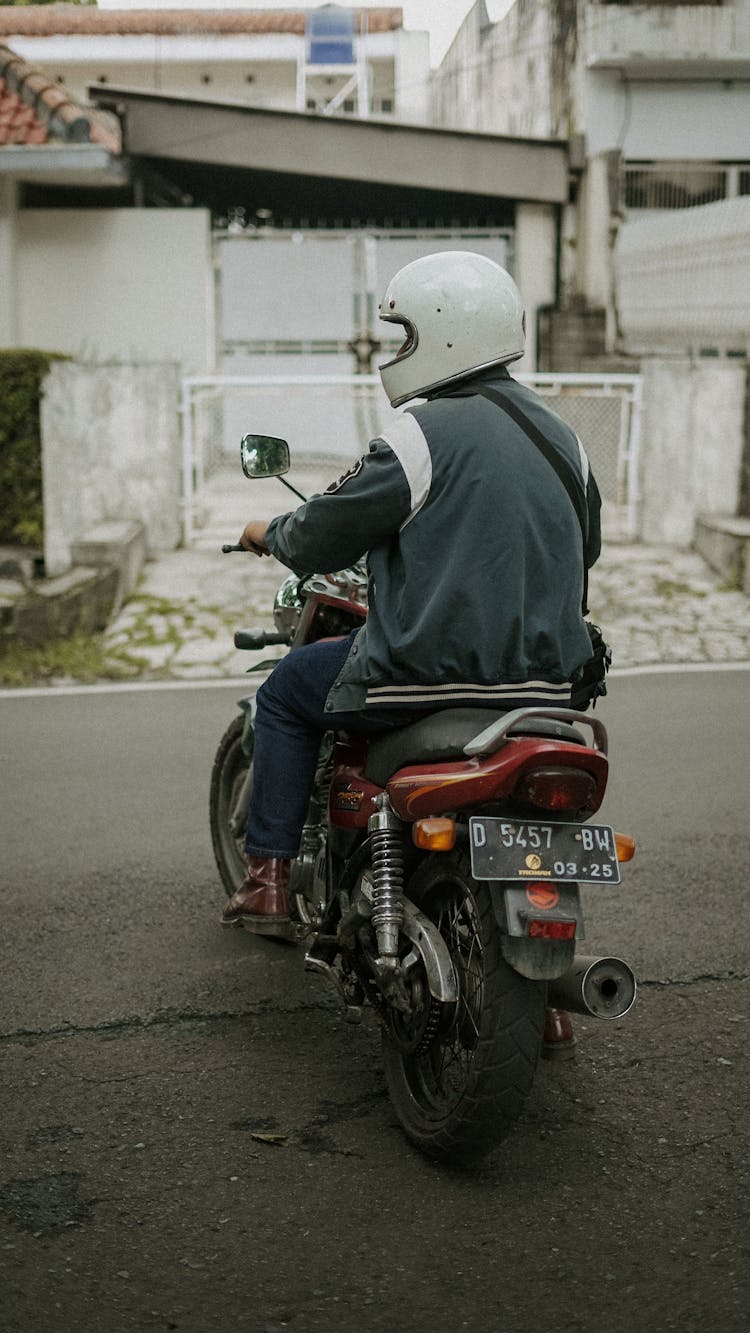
[245,632,403,859]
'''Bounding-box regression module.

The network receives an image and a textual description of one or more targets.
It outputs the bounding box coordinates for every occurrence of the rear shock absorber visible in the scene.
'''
[368,794,405,965]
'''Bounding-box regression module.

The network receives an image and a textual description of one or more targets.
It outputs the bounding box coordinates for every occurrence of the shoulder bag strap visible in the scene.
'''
[467,383,590,614]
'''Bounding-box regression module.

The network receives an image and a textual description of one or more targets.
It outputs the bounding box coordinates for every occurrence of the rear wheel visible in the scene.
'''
[382,850,545,1163]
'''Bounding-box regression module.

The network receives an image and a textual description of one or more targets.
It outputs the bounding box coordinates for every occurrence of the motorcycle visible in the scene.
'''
[210,433,637,1164]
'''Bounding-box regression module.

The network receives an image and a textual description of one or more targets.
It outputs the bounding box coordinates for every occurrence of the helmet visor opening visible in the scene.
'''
[396,321,416,358]
[380,316,417,364]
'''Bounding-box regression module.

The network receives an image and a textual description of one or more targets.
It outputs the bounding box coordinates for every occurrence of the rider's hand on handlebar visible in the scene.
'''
[240,521,271,556]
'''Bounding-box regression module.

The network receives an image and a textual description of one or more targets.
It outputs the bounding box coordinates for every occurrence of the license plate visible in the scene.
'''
[469,817,621,884]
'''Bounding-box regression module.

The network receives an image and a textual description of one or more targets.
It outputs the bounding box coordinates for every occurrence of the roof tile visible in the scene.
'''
[0,44,121,153]
[0,7,403,38]
[0,84,49,146]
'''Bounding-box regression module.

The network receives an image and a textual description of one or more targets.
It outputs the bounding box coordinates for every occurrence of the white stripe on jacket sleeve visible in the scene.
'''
[575,434,590,486]
[379,412,432,525]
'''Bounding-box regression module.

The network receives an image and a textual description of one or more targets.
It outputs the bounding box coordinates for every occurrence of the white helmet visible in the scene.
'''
[378,251,525,408]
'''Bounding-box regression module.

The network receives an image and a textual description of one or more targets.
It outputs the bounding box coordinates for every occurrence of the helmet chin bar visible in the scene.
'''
[386,352,524,409]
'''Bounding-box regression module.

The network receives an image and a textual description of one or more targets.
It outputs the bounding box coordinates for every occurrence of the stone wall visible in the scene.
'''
[41,362,181,578]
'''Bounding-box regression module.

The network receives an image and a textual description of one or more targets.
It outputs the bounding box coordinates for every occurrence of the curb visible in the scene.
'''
[694,514,750,595]
[0,520,147,648]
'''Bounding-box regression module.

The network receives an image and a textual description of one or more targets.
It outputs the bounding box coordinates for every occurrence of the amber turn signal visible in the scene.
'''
[413,817,457,851]
[614,832,636,863]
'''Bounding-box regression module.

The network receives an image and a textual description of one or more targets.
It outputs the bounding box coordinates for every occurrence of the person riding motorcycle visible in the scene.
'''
[222,251,602,934]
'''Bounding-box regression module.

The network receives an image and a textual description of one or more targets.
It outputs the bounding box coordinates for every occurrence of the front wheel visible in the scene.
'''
[382,850,545,1163]
[209,714,327,928]
[210,714,251,896]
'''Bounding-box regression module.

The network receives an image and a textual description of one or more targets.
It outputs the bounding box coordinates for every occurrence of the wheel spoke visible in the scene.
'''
[405,877,486,1113]
[382,853,545,1160]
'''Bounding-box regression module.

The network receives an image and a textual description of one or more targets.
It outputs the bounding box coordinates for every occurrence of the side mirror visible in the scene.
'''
[240,434,291,479]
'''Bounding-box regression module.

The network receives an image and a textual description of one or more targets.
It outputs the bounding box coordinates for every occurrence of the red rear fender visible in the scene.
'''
[386,737,609,820]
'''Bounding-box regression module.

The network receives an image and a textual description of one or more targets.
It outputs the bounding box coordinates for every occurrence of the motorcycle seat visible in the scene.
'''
[364,707,586,790]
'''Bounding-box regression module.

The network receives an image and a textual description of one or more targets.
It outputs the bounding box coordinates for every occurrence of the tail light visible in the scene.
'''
[526,917,577,941]
[615,832,636,862]
[412,817,457,851]
[515,766,598,813]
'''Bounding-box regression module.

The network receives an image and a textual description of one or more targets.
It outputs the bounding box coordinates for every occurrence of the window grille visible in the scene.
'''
[625,163,730,210]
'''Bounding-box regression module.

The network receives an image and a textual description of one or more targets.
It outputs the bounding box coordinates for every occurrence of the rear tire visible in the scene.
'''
[382,850,545,1163]
[210,714,250,896]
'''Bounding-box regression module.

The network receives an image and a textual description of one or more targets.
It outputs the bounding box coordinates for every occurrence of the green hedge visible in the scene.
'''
[0,350,68,549]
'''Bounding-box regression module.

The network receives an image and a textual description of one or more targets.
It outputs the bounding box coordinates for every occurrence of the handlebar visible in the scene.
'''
[234,629,292,650]
[222,541,267,555]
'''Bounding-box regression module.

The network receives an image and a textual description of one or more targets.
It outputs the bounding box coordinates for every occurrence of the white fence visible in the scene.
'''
[615,197,750,357]
[180,372,643,545]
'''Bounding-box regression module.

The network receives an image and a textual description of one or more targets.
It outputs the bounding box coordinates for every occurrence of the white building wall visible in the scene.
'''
[7,28,429,122]
[583,0,749,65]
[586,73,750,161]
[482,2,556,139]
[430,5,483,130]
[391,29,431,124]
[433,0,750,364]
[435,1,750,157]
[432,1,559,138]
[15,209,214,373]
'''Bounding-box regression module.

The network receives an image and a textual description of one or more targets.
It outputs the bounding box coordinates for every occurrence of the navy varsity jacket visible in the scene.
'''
[264,367,602,715]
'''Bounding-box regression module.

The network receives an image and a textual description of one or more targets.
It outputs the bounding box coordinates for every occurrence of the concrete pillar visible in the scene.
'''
[514,203,558,372]
[0,177,19,346]
[576,153,615,312]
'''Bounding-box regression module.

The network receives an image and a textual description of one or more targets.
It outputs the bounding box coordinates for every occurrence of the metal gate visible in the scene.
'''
[216,228,515,378]
[187,219,642,545]
[180,371,642,545]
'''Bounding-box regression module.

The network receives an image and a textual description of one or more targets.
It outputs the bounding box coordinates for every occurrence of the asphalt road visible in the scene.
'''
[0,669,748,1333]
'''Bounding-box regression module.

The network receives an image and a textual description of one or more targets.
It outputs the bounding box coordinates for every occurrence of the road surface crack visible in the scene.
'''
[0,997,337,1047]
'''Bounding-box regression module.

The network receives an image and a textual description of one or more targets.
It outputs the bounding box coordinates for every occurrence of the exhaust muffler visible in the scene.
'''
[547,955,636,1019]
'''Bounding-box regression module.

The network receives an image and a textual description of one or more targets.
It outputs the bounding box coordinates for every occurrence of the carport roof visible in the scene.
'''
[89,86,569,206]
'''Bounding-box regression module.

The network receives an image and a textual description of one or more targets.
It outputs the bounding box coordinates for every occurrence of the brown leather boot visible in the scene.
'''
[221,857,292,936]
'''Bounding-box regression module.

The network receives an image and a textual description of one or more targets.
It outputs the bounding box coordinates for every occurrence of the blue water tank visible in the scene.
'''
[307,5,356,65]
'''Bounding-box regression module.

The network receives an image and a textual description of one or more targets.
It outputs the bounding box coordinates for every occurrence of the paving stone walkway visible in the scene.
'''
[101,462,750,681]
